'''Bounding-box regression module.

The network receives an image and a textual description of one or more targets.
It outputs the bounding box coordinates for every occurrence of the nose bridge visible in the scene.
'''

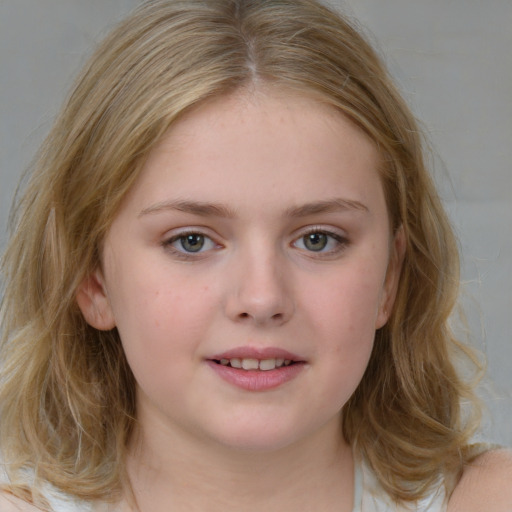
[226,236,293,325]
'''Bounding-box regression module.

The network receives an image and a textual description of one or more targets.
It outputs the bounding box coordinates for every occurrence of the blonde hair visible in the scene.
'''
[1,0,481,505]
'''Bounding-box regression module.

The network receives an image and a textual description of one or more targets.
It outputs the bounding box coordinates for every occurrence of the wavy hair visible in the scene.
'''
[0,0,481,505]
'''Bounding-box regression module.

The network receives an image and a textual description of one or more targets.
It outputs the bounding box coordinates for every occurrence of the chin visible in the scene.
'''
[204,419,326,454]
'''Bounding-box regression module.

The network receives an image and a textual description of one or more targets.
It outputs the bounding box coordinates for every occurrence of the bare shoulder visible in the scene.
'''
[0,491,42,512]
[448,449,512,512]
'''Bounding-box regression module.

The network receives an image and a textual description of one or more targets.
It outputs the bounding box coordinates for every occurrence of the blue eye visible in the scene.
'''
[166,232,217,254]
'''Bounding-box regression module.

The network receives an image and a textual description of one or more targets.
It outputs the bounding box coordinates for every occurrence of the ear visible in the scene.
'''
[375,225,406,329]
[76,268,116,330]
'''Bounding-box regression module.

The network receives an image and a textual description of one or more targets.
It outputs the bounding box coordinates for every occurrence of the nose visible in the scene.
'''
[224,246,294,327]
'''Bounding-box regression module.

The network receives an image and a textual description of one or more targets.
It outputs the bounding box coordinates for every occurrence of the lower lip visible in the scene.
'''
[206,361,305,391]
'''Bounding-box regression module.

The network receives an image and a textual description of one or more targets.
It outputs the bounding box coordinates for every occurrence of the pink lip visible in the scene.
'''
[206,361,305,391]
[206,346,306,392]
[210,346,304,362]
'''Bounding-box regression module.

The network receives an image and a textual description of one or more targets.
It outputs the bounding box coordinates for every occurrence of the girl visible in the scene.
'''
[1,0,510,510]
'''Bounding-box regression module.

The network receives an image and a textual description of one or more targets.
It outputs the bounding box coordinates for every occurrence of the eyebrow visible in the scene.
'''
[284,198,369,217]
[138,197,368,219]
[139,200,237,218]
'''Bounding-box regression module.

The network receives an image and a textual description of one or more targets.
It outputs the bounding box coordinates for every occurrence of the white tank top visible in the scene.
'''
[353,458,447,512]
[2,458,448,511]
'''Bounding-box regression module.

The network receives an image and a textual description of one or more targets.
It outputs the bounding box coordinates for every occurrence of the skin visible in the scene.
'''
[1,451,511,512]
[3,89,509,511]
[80,88,403,511]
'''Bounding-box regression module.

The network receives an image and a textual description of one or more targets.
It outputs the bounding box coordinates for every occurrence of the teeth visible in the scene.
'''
[218,357,293,370]
[230,358,242,368]
[259,359,276,371]
[241,358,259,370]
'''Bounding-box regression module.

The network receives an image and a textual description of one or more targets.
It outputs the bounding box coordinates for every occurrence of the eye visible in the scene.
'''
[165,232,217,254]
[293,229,347,254]
[302,232,329,252]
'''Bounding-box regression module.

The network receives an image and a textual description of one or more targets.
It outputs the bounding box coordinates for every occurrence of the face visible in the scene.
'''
[78,89,403,454]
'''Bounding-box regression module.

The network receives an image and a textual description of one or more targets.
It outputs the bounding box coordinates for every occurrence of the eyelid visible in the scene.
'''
[291,225,349,255]
[162,227,223,259]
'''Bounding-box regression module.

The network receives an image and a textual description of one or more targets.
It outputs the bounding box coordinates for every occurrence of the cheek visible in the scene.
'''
[106,264,216,366]
[109,277,217,407]
[300,259,385,390]
[308,264,384,341]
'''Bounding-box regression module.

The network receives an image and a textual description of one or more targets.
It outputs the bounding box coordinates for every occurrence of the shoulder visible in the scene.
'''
[447,448,512,512]
[0,492,42,512]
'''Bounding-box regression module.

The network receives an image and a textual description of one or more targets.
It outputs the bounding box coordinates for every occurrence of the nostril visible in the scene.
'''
[238,312,283,320]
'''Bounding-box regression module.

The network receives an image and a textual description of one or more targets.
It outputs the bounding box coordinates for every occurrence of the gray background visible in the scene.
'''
[1,1,511,446]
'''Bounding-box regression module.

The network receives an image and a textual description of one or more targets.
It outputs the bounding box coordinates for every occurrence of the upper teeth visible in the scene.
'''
[219,358,292,371]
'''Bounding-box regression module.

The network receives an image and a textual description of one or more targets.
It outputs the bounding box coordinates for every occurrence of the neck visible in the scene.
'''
[124,416,355,512]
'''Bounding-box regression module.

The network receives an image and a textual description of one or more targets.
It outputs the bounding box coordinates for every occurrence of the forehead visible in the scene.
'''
[120,88,384,219]
[157,87,377,160]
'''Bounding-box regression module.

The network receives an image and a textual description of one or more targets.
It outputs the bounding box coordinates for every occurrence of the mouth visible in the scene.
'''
[211,357,296,371]
[206,348,306,391]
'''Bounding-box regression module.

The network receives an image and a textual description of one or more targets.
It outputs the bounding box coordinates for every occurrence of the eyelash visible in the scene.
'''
[292,227,349,256]
[162,230,220,260]
[162,227,349,260]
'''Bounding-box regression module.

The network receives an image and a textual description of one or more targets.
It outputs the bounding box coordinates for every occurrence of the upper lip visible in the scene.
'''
[209,346,304,362]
